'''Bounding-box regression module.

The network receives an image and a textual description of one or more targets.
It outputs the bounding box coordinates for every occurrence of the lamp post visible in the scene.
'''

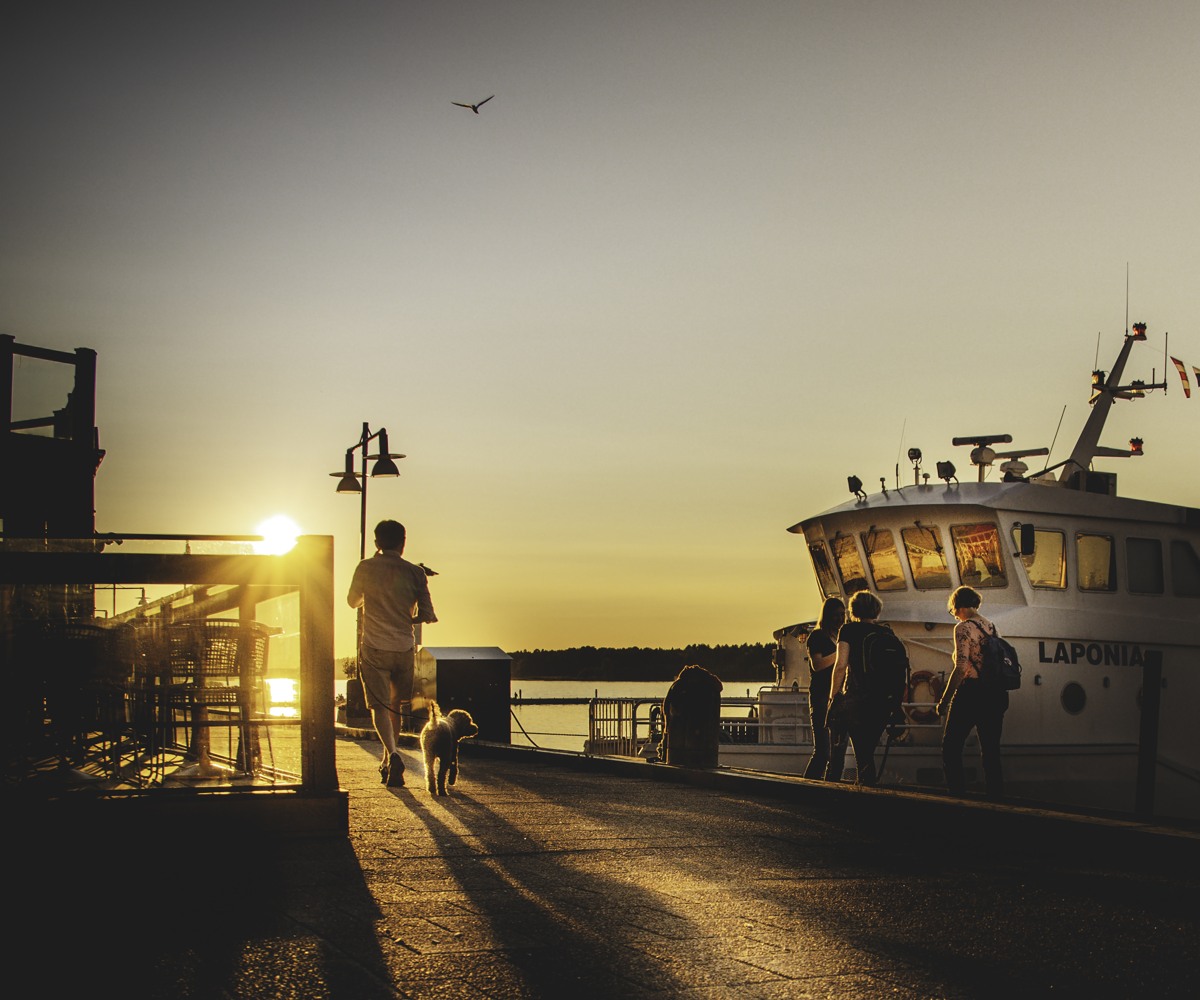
[330,423,405,669]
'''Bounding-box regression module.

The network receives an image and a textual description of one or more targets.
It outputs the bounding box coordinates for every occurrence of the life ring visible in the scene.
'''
[648,704,664,741]
[905,670,941,724]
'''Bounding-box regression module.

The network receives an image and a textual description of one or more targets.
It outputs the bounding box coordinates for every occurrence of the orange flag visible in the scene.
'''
[1170,357,1191,398]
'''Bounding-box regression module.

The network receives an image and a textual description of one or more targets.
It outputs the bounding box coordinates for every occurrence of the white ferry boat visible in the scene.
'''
[594,323,1199,822]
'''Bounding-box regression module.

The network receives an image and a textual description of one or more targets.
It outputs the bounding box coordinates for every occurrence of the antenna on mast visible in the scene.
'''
[1125,262,1130,335]
[1046,404,1067,465]
[1164,331,1169,395]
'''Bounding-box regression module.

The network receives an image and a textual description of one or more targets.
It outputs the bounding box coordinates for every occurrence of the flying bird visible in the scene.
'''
[452,95,494,114]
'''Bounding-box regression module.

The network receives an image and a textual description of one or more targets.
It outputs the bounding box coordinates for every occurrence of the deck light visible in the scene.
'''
[1130,437,1144,455]
[1131,322,1147,340]
[936,461,957,484]
[848,475,866,500]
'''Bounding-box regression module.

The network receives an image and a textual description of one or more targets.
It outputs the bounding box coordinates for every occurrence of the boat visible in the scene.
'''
[593,322,1200,822]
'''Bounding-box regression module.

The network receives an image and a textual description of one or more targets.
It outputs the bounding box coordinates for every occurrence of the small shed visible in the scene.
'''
[414,646,511,743]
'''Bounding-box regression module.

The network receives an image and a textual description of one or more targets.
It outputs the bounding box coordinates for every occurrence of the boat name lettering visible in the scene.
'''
[1037,641,1152,667]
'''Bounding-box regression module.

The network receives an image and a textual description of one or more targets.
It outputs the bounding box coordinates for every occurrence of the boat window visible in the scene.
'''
[901,525,951,590]
[831,534,868,594]
[1077,533,1117,592]
[1170,539,1200,598]
[951,523,1008,589]
[1012,528,1067,589]
[808,542,840,599]
[860,528,906,591]
[1126,537,1164,595]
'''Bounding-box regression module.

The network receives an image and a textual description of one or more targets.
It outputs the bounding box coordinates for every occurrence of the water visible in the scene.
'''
[333,678,769,752]
[510,679,768,752]
[510,680,669,752]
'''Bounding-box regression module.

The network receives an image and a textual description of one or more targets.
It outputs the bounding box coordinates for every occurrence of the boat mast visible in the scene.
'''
[1059,324,1148,486]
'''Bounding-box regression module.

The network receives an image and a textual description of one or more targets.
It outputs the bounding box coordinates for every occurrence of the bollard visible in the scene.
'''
[662,665,723,768]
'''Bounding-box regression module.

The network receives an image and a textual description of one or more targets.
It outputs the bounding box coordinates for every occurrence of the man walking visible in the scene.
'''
[347,519,437,787]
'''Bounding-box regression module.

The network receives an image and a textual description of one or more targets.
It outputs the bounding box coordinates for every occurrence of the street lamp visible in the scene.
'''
[329,423,406,560]
[330,423,406,672]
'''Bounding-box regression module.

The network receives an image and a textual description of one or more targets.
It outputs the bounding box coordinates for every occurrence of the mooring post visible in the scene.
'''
[1134,649,1163,820]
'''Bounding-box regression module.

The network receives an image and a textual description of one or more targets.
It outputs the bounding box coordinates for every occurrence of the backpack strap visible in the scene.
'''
[968,618,997,638]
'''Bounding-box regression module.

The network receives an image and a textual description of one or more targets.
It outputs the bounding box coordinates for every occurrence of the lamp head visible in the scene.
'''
[334,451,363,493]
[371,455,401,477]
[370,429,402,477]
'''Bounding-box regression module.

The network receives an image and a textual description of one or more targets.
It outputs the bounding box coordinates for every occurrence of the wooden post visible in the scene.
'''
[293,535,337,793]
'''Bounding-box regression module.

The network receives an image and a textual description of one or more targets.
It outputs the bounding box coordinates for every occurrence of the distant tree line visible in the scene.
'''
[508,644,775,683]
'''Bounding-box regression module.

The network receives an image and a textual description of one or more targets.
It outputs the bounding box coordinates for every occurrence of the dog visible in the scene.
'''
[419,701,479,795]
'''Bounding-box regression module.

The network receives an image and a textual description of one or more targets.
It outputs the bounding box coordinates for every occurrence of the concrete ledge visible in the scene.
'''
[457,739,1200,865]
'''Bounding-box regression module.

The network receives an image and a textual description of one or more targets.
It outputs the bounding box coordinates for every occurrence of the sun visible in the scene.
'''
[254,514,302,555]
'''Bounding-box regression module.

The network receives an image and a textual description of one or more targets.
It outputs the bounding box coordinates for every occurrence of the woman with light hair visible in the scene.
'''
[937,585,1008,799]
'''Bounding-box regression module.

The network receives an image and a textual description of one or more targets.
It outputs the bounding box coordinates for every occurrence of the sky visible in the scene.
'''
[2,2,1197,659]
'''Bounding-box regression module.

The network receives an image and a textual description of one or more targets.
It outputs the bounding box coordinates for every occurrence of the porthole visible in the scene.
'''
[1061,682,1087,715]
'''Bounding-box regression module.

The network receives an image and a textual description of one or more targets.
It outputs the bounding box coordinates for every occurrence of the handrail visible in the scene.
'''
[586,692,945,759]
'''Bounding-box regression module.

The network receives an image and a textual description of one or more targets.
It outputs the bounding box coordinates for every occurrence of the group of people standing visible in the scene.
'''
[803,586,1009,798]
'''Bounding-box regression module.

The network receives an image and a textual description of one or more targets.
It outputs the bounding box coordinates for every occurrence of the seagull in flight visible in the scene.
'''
[453,95,494,114]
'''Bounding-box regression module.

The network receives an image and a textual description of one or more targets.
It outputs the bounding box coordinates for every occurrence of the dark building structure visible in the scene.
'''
[1,334,104,540]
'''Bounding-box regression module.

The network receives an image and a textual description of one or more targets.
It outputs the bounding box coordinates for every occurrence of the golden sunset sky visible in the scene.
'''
[3,2,1197,658]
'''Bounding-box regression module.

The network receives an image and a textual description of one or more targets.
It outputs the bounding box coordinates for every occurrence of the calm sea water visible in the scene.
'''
[510,680,669,751]
[509,679,768,752]
[331,678,768,752]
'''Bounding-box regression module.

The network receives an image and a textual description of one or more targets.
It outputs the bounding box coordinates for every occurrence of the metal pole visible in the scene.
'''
[1134,649,1163,820]
[357,422,369,670]
[358,422,369,561]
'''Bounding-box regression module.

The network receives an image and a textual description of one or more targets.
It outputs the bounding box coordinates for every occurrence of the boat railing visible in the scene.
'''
[586,688,944,760]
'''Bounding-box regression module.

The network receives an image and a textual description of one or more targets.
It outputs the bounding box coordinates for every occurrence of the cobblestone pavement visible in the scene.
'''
[21,733,1200,999]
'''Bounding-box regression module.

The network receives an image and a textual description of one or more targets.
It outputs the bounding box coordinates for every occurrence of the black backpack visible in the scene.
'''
[860,623,910,707]
[973,620,1022,690]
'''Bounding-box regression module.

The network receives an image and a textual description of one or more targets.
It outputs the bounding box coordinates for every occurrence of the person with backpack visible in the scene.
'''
[936,585,1009,799]
[803,597,846,780]
[825,590,909,786]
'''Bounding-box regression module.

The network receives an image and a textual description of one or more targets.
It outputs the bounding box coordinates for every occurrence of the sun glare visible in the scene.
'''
[254,514,301,555]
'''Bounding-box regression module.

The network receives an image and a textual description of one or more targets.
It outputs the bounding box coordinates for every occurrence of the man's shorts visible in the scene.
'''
[359,645,416,709]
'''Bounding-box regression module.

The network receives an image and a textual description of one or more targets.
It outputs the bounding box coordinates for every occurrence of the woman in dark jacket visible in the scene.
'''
[803,597,846,780]
[826,590,902,786]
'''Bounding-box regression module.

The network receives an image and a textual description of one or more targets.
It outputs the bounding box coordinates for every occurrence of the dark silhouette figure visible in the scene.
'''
[662,664,723,768]
[453,95,494,114]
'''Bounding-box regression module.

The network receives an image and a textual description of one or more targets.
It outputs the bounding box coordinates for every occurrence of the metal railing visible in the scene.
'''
[585,688,945,760]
